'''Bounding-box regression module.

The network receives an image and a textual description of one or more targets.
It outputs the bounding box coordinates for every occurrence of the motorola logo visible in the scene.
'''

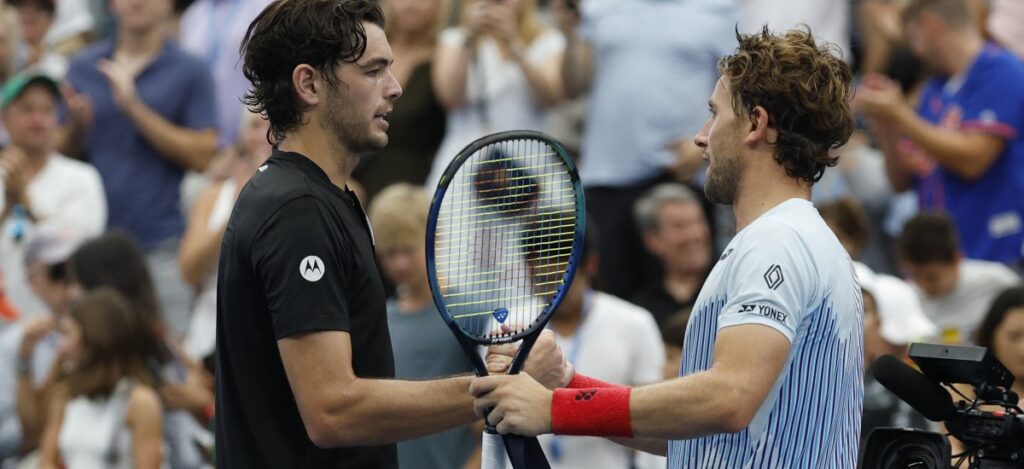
[300,256,325,282]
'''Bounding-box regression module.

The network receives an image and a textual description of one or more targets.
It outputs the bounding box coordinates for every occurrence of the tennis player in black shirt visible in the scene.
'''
[215,1,571,467]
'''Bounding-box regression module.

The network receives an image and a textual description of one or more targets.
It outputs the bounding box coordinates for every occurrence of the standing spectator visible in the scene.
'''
[178,111,270,363]
[896,212,1022,344]
[0,225,80,461]
[38,288,163,469]
[368,183,479,469]
[59,0,219,336]
[551,0,735,299]
[9,0,67,79]
[737,0,850,61]
[531,220,664,469]
[179,0,272,148]
[855,0,1024,266]
[428,0,564,187]
[631,183,712,327]
[0,72,105,322]
[352,0,446,202]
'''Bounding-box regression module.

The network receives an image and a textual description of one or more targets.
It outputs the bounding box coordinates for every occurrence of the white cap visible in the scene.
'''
[855,262,937,344]
[22,224,84,267]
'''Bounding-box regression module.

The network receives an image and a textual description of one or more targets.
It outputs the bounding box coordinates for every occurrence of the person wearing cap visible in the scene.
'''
[8,0,67,79]
[0,224,82,461]
[0,72,105,321]
[58,0,218,338]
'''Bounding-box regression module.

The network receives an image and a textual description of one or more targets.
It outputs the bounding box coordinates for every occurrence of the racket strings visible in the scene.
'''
[434,139,579,342]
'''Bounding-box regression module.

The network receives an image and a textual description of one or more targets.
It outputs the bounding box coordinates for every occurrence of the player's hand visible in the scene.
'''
[470,373,553,437]
[486,329,574,389]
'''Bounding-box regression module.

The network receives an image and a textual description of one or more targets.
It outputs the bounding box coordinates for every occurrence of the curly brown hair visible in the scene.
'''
[240,0,385,146]
[718,25,854,184]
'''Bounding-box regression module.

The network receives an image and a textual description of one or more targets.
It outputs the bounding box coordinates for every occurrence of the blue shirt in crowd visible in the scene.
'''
[915,43,1024,265]
[65,39,217,250]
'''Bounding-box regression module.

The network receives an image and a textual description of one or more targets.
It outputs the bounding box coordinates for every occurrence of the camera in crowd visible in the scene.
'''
[863,343,1024,469]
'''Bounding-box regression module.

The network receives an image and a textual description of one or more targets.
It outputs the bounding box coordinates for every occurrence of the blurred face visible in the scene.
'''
[25,262,69,316]
[322,23,402,153]
[15,5,53,45]
[993,308,1024,380]
[3,85,58,155]
[379,243,427,288]
[110,0,172,33]
[904,260,959,298]
[695,78,746,205]
[385,0,441,35]
[241,114,273,162]
[645,201,711,274]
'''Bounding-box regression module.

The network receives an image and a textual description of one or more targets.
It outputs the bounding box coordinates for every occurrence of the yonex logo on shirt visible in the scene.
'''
[300,256,325,282]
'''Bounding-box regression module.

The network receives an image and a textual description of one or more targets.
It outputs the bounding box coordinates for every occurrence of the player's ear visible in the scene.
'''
[292,64,320,108]
[744,105,770,146]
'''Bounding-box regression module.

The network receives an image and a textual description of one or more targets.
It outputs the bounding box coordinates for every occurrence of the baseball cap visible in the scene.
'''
[22,224,85,268]
[1,72,59,110]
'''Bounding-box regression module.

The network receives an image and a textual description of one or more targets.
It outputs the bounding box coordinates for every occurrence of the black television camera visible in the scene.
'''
[863,343,1024,469]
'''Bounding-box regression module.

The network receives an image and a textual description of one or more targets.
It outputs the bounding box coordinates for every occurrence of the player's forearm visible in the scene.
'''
[315,375,478,447]
[122,98,217,172]
[630,371,751,439]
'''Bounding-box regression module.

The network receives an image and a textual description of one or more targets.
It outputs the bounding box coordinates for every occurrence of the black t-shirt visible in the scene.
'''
[215,149,396,468]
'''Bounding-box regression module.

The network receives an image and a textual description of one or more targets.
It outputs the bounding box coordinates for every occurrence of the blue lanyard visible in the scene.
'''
[205,0,244,68]
[549,290,593,462]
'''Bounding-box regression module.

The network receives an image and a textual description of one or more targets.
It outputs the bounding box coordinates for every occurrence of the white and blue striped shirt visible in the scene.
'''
[667,199,864,468]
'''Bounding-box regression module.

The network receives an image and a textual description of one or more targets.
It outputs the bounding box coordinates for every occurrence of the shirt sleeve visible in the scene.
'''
[251,196,352,339]
[717,221,818,343]
[958,55,1024,140]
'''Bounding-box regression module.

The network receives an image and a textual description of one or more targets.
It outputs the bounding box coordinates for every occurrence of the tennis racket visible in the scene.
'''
[426,130,585,469]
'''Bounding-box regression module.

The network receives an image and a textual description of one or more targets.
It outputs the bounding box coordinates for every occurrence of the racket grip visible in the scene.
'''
[482,430,508,469]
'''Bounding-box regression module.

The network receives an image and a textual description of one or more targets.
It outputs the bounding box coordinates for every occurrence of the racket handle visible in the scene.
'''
[482,430,508,469]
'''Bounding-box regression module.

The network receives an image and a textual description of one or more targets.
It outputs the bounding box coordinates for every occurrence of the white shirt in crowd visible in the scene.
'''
[541,291,665,469]
[915,259,1022,345]
[0,154,106,318]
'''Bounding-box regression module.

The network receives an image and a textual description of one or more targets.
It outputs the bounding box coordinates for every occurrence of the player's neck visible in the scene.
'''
[278,128,358,190]
[732,161,810,232]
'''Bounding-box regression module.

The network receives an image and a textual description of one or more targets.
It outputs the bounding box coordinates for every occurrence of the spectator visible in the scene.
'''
[975,287,1024,400]
[551,0,735,299]
[8,0,66,79]
[69,232,214,469]
[0,225,80,461]
[0,72,105,322]
[896,212,1021,344]
[46,0,98,57]
[178,110,270,363]
[855,0,1024,266]
[632,183,712,327]
[59,0,219,336]
[367,183,479,469]
[428,0,564,187]
[352,0,446,202]
[179,0,272,148]
[817,197,872,261]
[858,264,934,442]
[38,288,163,469]
[536,217,665,469]
[737,0,850,63]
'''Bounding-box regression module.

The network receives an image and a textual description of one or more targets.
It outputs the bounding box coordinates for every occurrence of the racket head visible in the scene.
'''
[426,130,585,346]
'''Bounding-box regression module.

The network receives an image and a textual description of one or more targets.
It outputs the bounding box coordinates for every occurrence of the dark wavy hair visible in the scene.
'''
[718,25,855,184]
[240,0,386,145]
[975,286,1024,351]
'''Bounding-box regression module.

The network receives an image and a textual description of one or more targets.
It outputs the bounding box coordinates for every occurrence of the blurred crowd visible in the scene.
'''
[0,0,1021,467]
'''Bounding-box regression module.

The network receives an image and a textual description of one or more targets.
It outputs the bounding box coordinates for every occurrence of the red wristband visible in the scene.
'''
[567,373,624,389]
[551,386,633,438]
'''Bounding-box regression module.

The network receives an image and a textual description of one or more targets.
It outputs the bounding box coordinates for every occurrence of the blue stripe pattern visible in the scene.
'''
[667,295,863,468]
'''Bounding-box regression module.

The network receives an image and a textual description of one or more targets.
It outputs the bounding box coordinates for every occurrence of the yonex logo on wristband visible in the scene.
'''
[575,390,598,401]
[300,256,325,282]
